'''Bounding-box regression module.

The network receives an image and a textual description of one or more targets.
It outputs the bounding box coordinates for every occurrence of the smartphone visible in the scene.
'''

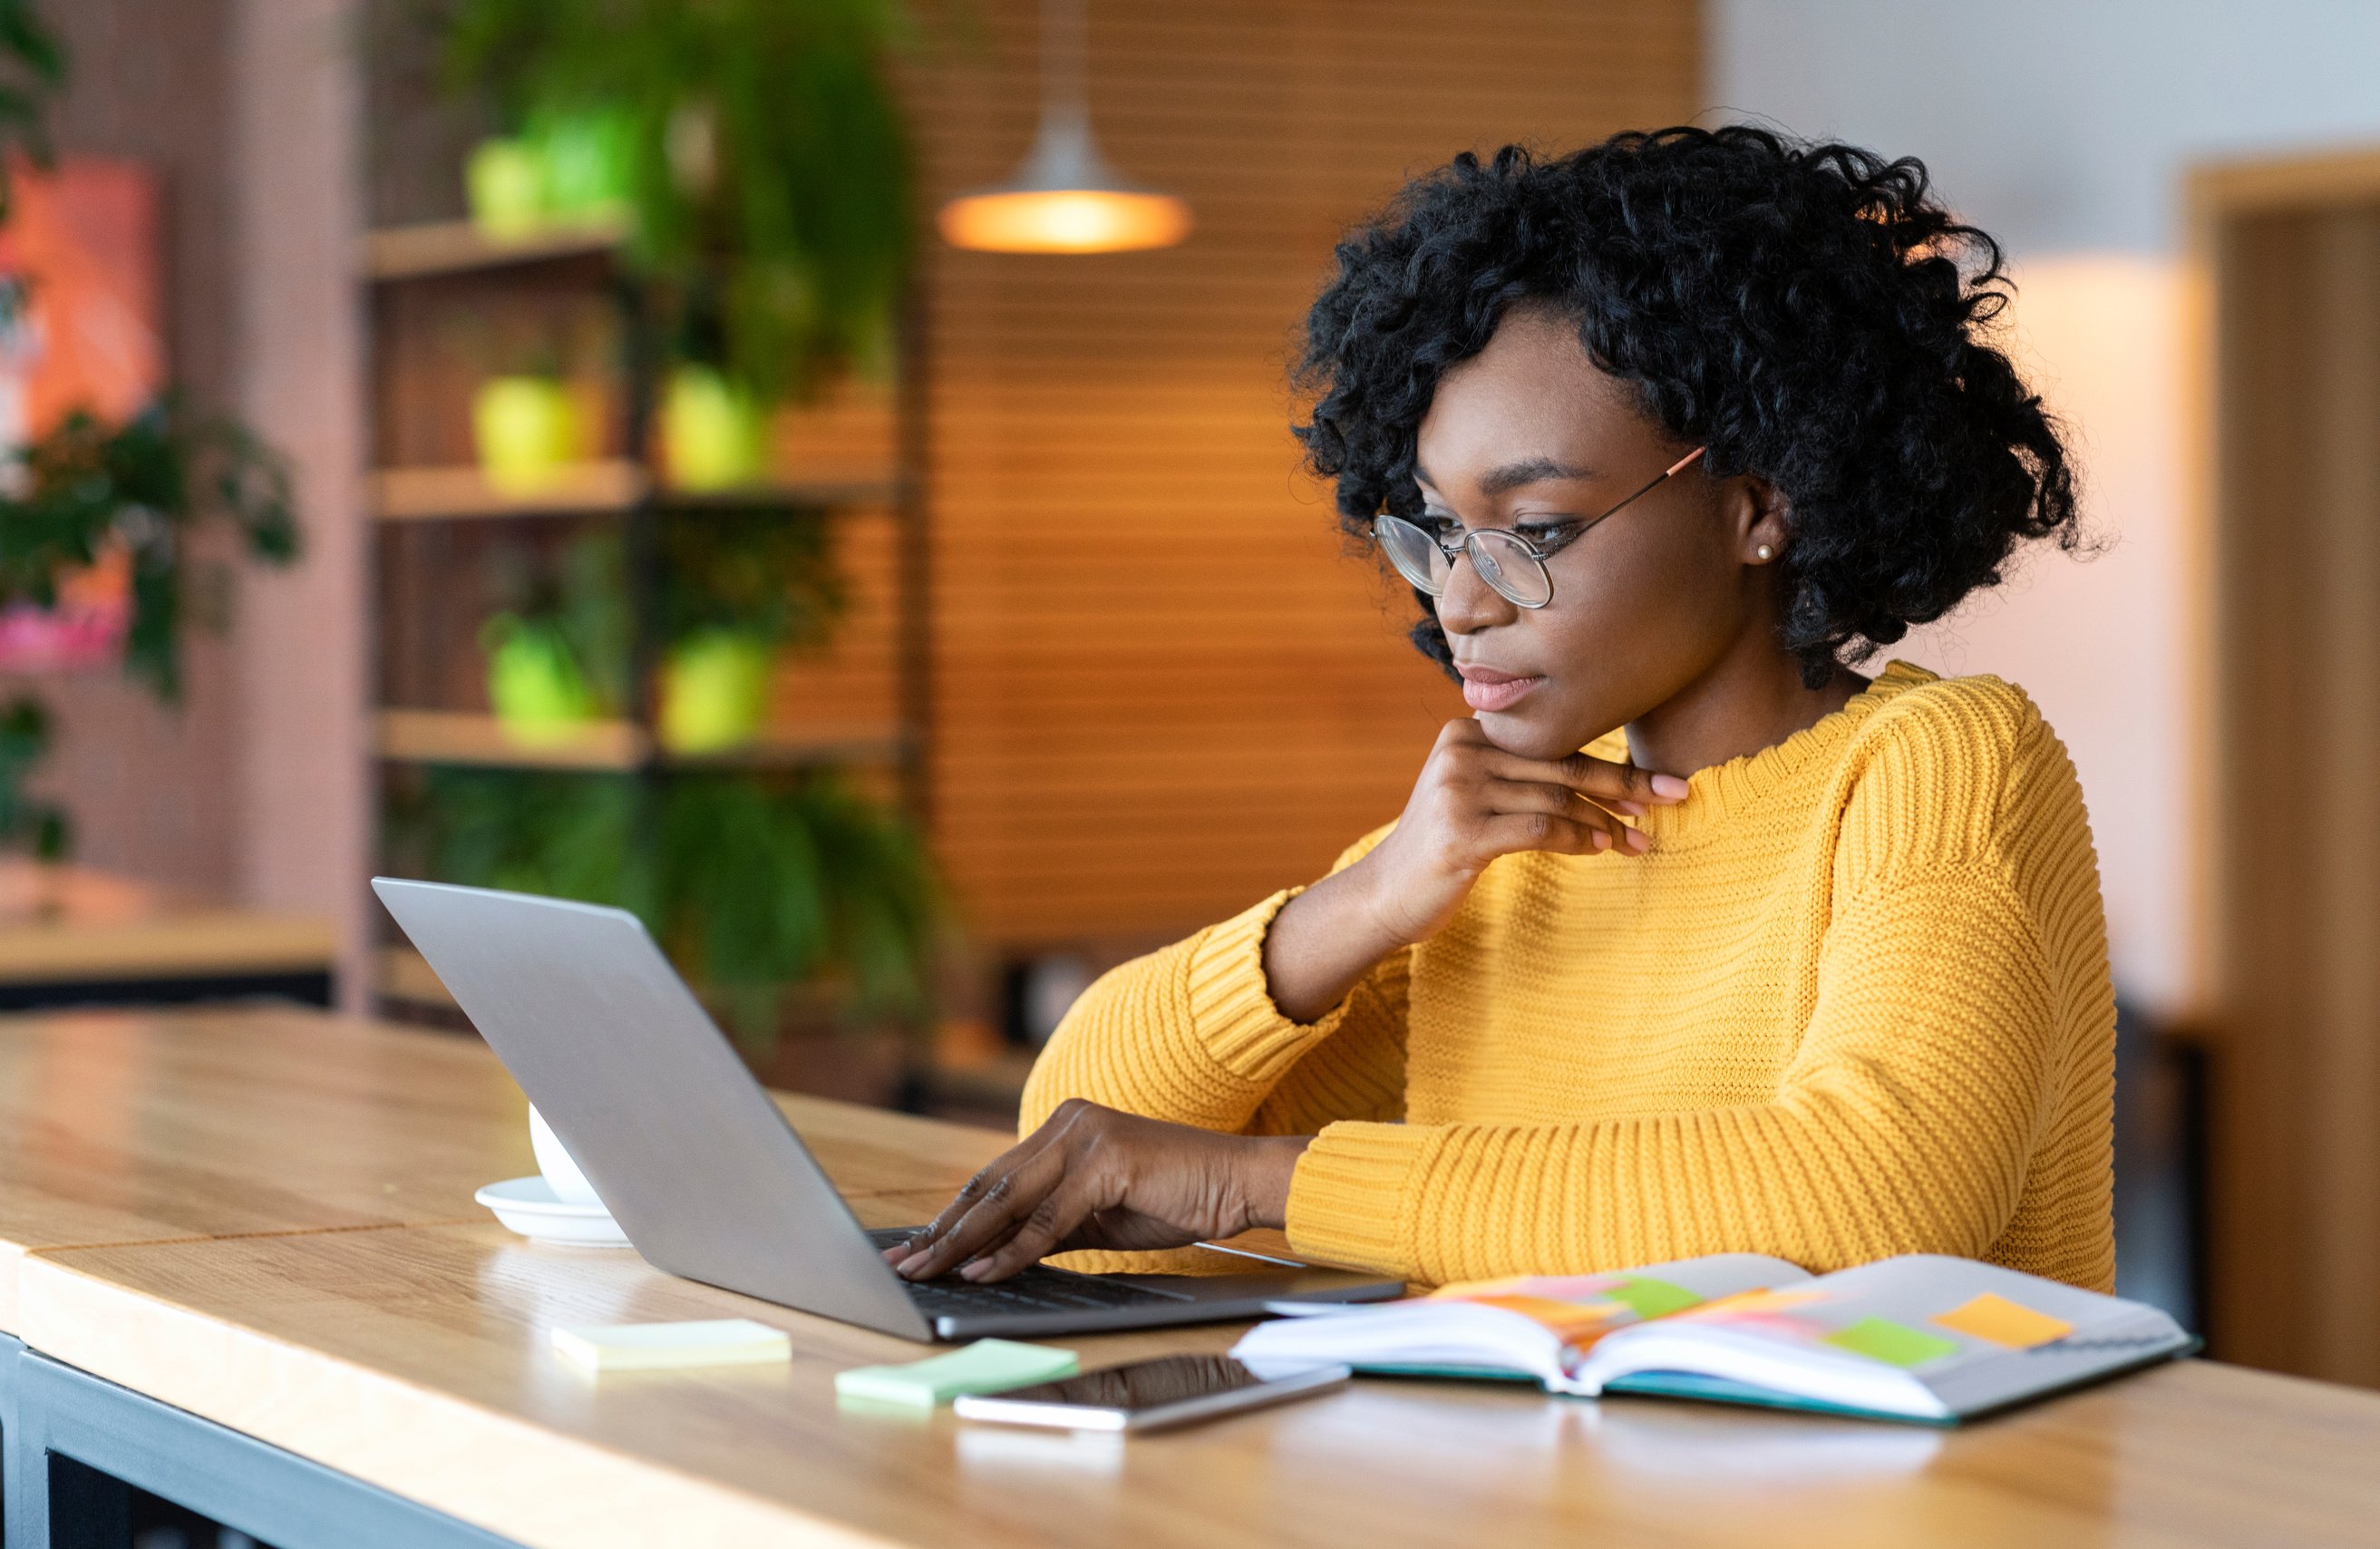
[951,1354,1351,1433]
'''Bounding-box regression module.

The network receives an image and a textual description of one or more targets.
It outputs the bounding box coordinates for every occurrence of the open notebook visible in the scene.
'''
[1231,1253,2193,1424]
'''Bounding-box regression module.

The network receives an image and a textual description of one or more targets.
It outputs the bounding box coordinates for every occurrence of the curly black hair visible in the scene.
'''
[1293,125,2080,688]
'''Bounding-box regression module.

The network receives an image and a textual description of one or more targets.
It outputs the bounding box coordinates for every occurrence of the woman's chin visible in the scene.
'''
[1472,707,1588,761]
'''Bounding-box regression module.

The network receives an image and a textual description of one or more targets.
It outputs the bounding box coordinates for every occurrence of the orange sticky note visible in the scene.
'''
[1931,1292,2073,1349]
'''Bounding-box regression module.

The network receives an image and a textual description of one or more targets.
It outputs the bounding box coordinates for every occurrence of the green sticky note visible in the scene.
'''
[834,1339,1078,1409]
[1603,1276,1704,1320]
[1822,1316,1960,1369]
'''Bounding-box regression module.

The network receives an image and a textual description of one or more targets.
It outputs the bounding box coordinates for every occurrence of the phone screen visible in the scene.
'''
[989,1355,1279,1412]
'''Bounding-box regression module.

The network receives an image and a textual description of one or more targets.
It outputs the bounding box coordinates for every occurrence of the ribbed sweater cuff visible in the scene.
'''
[1284,1120,1427,1278]
[1184,887,1353,1085]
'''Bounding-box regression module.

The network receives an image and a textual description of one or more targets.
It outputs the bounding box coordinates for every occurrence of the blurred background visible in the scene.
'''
[1,0,2375,1390]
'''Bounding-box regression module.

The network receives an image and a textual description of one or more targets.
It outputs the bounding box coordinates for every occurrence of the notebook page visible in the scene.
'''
[1569,1254,2189,1419]
[1233,1253,1809,1382]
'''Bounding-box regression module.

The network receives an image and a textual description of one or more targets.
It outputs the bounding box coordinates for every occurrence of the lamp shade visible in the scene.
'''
[938,107,1190,254]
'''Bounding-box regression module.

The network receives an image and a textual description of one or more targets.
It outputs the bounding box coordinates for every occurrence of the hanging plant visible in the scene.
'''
[436,0,917,403]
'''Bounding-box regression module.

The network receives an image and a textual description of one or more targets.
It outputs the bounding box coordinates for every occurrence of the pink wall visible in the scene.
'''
[0,0,244,898]
[0,1,368,997]
[229,0,369,1001]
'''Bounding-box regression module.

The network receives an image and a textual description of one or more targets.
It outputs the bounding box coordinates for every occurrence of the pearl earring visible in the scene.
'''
[1755,544,1773,560]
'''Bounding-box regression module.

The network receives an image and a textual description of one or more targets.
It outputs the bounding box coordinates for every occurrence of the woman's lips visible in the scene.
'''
[1456,664,1543,713]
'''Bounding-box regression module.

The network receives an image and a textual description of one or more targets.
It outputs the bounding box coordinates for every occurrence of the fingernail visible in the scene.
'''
[959,1260,989,1281]
[1609,800,1646,817]
[1591,830,1611,851]
[896,1252,928,1275]
[1650,774,1689,799]
[1626,828,1652,853]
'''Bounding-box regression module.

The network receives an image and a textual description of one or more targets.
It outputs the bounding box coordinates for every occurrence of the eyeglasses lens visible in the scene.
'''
[1468,529,1552,608]
[1374,515,1449,596]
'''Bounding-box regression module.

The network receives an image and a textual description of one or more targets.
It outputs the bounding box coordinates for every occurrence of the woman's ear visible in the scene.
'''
[1735,475,1790,565]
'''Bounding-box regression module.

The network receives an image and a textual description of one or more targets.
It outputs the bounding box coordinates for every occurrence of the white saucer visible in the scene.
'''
[474,1175,632,1248]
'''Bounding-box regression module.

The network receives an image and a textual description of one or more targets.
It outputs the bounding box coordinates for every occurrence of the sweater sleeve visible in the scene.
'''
[1018,825,1408,1141]
[1283,854,2062,1283]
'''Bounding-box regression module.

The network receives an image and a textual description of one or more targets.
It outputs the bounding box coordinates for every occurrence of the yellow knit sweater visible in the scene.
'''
[1022,662,2117,1291]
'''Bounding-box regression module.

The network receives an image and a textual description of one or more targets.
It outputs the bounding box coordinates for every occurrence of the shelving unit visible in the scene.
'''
[363,219,628,283]
[361,221,937,1068]
[369,461,904,522]
[372,709,908,773]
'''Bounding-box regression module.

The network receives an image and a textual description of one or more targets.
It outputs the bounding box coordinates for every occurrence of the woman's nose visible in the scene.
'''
[1434,547,1519,636]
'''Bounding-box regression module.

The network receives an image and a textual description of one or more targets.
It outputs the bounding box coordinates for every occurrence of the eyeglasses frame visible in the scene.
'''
[1373,444,1709,609]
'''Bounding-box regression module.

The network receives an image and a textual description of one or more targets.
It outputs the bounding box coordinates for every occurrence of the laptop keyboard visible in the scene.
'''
[868,1227,1186,1316]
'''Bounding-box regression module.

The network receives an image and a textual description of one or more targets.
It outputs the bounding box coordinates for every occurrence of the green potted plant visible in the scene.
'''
[413,0,940,1052]
[0,402,300,857]
[471,375,585,493]
[464,105,639,239]
[478,529,625,745]
[659,364,765,492]
[438,0,915,406]
[447,303,604,494]
[657,509,840,755]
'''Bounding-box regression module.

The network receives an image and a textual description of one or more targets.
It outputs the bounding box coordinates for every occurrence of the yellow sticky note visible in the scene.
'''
[1930,1293,2073,1349]
[551,1318,792,1372]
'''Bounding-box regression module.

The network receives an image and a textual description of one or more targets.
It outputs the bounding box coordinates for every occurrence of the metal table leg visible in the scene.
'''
[5,1347,518,1549]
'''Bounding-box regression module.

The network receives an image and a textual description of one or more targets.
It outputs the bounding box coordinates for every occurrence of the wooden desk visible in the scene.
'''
[0,862,335,1008]
[1,1008,2377,1549]
[0,1008,1000,1329]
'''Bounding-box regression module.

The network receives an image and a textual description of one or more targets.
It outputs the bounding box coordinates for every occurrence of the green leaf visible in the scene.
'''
[0,393,299,704]
[433,0,917,406]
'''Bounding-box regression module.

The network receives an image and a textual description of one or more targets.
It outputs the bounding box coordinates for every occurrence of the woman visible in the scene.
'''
[889,126,2115,1293]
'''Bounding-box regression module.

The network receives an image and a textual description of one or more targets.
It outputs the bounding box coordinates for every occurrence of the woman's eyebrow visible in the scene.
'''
[1414,457,1597,498]
[1479,456,1596,496]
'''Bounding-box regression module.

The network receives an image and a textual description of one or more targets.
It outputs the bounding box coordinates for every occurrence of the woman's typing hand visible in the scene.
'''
[881,1099,1308,1284]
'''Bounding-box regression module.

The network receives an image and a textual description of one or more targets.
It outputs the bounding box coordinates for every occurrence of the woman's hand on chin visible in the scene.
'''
[1353,717,1688,947]
[881,1099,1309,1284]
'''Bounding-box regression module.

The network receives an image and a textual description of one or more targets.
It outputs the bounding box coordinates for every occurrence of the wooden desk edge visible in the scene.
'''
[16,1252,890,1549]
[0,914,337,982]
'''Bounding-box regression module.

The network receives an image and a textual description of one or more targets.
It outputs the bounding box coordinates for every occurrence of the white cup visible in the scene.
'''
[528,1104,603,1207]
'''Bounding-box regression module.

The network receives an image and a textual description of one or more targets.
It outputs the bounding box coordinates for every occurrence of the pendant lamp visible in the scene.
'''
[937,0,1191,254]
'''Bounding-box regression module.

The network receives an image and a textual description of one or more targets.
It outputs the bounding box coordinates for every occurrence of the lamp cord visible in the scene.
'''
[1041,0,1088,121]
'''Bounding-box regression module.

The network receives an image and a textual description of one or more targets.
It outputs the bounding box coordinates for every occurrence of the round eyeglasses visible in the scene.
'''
[1372,446,1707,609]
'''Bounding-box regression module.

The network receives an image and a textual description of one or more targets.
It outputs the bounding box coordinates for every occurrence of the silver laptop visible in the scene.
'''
[373,879,1403,1341]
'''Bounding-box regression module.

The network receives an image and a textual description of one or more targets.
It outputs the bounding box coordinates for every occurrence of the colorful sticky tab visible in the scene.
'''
[1822,1316,1960,1369]
[1602,1276,1703,1320]
[1931,1293,2074,1349]
[834,1339,1078,1409]
[1694,1287,1827,1318]
[1467,1294,1627,1343]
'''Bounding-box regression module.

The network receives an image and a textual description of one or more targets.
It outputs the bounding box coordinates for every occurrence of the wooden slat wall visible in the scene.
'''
[909,0,1700,948]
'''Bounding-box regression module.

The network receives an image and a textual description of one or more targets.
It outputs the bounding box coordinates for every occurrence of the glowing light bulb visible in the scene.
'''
[937,187,1191,254]
[937,0,1190,256]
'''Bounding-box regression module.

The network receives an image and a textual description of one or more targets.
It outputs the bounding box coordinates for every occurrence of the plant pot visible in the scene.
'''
[661,366,767,491]
[660,630,772,754]
[465,137,549,239]
[533,110,637,226]
[485,620,597,746]
[473,376,582,495]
